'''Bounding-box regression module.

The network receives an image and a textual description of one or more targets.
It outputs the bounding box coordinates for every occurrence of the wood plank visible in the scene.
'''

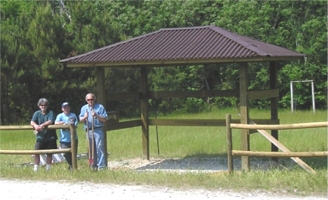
[106,89,280,101]
[0,125,69,130]
[248,89,279,100]
[230,121,328,130]
[0,149,71,154]
[250,120,316,174]
[107,120,142,130]
[107,92,140,101]
[149,90,239,99]
[232,150,328,157]
[148,119,233,126]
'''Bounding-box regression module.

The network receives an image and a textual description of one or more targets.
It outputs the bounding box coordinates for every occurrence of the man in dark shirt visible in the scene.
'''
[31,98,57,171]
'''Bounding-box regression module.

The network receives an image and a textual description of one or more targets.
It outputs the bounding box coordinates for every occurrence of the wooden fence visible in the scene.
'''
[0,125,78,170]
[226,114,328,174]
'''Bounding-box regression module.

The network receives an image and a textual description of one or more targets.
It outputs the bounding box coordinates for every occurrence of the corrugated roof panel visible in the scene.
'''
[158,30,192,59]
[60,25,305,66]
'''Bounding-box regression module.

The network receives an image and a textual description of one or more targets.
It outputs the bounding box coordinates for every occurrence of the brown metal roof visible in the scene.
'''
[60,26,305,67]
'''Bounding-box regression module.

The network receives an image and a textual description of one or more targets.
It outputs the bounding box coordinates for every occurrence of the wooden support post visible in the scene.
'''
[96,67,108,166]
[239,63,250,171]
[70,124,77,170]
[226,114,233,174]
[140,67,150,160]
[270,62,279,162]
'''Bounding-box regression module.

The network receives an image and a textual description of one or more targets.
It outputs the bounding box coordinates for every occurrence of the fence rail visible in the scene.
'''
[226,114,328,174]
[0,124,77,169]
[231,150,328,157]
[230,121,327,130]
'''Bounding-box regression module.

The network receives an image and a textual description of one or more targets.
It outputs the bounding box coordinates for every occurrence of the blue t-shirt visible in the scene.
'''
[55,112,78,142]
[79,103,108,129]
[31,110,57,142]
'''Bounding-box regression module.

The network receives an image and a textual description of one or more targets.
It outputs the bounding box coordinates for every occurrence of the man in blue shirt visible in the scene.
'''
[55,102,78,170]
[79,93,108,170]
[31,98,57,171]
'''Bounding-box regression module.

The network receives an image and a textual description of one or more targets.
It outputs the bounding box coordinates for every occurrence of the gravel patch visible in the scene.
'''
[107,156,293,173]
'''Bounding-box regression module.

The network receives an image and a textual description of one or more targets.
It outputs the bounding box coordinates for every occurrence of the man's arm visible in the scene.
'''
[93,104,107,123]
[55,114,65,125]
[31,112,43,131]
[79,107,88,122]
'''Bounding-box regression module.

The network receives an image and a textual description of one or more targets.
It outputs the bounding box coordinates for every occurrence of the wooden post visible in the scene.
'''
[140,67,150,160]
[226,114,233,174]
[270,62,278,162]
[239,63,250,171]
[96,67,108,166]
[70,124,77,170]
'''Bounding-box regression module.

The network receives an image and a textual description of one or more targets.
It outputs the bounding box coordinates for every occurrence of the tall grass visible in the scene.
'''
[0,109,327,196]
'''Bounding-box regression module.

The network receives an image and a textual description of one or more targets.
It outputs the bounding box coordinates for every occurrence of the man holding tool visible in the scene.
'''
[79,93,108,170]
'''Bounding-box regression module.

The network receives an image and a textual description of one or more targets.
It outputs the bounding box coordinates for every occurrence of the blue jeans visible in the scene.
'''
[87,128,106,169]
[60,140,78,167]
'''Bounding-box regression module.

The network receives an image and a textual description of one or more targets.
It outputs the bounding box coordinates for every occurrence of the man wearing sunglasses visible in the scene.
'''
[79,93,108,170]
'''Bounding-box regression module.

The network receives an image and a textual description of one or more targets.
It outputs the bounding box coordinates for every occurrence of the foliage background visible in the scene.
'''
[1,0,327,124]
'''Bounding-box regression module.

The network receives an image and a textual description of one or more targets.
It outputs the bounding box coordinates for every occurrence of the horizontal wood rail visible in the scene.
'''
[106,89,278,101]
[107,120,142,131]
[0,149,71,154]
[232,150,328,157]
[0,125,69,130]
[149,119,229,126]
[230,121,328,130]
[149,119,277,126]
[106,118,279,130]
[0,124,77,170]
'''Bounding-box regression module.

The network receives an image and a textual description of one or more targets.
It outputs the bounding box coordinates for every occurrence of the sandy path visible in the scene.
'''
[0,179,326,200]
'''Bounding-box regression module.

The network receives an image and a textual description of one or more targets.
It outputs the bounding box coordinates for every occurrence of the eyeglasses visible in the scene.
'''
[87,99,94,101]
[39,104,47,106]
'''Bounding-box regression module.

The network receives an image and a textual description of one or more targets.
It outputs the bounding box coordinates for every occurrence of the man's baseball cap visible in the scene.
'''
[62,102,70,108]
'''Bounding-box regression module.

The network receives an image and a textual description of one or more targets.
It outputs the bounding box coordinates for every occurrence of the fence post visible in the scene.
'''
[70,124,77,170]
[226,114,233,174]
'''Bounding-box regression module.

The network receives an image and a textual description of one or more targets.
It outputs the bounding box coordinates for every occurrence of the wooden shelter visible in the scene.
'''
[60,26,305,170]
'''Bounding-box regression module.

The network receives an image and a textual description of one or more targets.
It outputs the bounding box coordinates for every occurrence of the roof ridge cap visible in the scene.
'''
[159,25,214,31]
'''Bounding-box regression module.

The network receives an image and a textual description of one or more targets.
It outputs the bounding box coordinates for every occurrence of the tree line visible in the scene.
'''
[1,0,326,124]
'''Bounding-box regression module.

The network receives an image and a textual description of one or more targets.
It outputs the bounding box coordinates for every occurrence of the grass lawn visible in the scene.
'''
[0,108,327,196]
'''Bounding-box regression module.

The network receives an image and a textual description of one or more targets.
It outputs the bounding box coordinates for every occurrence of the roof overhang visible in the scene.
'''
[64,56,305,68]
